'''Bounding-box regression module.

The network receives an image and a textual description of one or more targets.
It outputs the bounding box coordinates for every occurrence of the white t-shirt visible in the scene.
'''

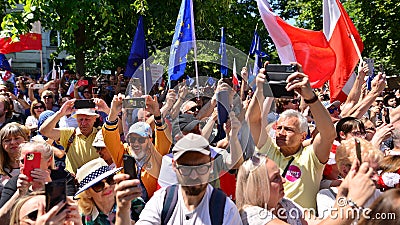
[136,184,242,225]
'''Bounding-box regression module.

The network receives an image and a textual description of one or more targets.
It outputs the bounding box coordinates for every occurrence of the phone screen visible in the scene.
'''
[45,181,67,212]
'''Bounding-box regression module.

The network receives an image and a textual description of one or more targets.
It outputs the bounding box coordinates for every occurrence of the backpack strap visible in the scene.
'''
[65,128,76,154]
[209,188,226,225]
[161,185,178,225]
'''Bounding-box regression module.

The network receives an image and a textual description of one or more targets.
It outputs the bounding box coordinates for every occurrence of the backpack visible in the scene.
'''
[161,185,226,225]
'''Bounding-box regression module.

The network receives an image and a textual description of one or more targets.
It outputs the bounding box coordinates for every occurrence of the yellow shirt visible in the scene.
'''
[60,127,99,174]
[257,137,324,210]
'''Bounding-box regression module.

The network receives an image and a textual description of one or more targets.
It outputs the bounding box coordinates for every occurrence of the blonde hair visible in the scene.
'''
[9,192,44,225]
[19,142,55,170]
[336,137,384,171]
[236,155,270,211]
[41,90,55,102]
[0,123,29,176]
[76,189,96,215]
[30,100,45,118]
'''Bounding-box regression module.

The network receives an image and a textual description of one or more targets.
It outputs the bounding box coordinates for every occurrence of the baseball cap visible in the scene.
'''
[127,122,152,137]
[322,100,341,109]
[172,133,210,160]
[178,114,201,133]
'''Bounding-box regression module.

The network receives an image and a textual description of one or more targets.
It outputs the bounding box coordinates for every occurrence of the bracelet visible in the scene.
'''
[303,92,318,104]
[156,123,167,131]
[347,199,364,211]
[154,115,162,121]
[154,120,163,127]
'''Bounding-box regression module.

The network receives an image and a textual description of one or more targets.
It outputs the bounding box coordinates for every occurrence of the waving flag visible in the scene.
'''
[248,33,268,90]
[219,27,228,77]
[323,0,364,102]
[168,0,196,82]
[125,16,152,93]
[232,58,239,88]
[257,0,336,88]
[0,54,11,72]
[0,21,42,54]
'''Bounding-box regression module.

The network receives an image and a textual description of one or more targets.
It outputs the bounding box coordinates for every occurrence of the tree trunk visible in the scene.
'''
[74,23,86,75]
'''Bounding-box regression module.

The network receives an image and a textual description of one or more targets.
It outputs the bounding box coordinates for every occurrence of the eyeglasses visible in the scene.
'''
[188,106,200,112]
[290,99,300,104]
[127,136,147,144]
[22,209,38,221]
[176,162,211,176]
[33,105,45,109]
[91,175,115,192]
[328,107,339,114]
[83,90,90,93]
[43,95,53,99]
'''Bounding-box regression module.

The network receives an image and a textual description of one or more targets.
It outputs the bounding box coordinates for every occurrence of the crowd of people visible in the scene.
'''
[0,61,399,225]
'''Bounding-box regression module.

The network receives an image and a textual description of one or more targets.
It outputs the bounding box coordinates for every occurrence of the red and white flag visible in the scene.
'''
[323,0,363,102]
[0,21,42,54]
[256,0,336,88]
[232,58,239,89]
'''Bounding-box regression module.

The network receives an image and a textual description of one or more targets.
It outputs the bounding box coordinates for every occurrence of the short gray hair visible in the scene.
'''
[280,109,308,133]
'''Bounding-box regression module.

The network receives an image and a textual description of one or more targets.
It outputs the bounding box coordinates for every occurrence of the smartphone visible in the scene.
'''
[45,181,67,212]
[77,80,89,87]
[92,87,98,95]
[74,99,95,109]
[263,64,297,98]
[33,84,44,89]
[216,90,230,124]
[23,152,41,182]
[122,97,146,109]
[355,138,362,163]
[123,154,137,179]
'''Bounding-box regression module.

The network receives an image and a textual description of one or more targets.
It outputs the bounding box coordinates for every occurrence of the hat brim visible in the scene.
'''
[72,113,99,118]
[92,142,106,148]
[74,167,122,198]
[325,100,341,109]
[181,120,200,133]
[173,148,210,161]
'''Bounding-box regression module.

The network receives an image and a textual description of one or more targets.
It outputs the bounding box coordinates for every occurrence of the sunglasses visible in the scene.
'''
[127,136,147,144]
[188,106,200,112]
[290,99,300,104]
[23,209,38,221]
[91,175,116,192]
[33,105,45,109]
[43,95,53,99]
[83,90,90,93]
[328,107,339,114]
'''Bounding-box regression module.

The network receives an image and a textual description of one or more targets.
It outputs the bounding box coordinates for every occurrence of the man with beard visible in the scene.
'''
[136,133,241,225]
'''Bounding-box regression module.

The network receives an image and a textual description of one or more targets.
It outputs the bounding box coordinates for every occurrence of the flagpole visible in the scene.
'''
[336,2,363,63]
[40,50,43,78]
[245,23,258,68]
[143,58,147,94]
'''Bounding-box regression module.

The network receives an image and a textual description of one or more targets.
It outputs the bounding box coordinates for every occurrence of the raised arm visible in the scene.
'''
[286,67,336,163]
[39,99,76,141]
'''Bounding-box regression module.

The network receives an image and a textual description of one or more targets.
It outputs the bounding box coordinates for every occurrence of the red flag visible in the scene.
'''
[232,58,239,89]
[0,21,42,54]
[257,0,336,88]
[323,0,363,102]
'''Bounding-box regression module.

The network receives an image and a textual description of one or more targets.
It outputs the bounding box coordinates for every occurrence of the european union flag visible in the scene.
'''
[219,27,228,77]
[249,30,258,55]
[125,16,152,93]
[248,33,269,90]
[0,54,11,71]
[168,0,196,82]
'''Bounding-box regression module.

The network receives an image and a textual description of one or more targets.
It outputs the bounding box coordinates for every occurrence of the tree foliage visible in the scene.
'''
[1,0,398,76]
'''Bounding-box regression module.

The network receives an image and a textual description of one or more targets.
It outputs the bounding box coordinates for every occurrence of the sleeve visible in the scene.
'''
[222,198,244,225]
[102,120,126,168]
[135,189,165,225]
[59,128,75,148]
[154,123,172,156]
[316,189,336,219]
[0,176,17,208]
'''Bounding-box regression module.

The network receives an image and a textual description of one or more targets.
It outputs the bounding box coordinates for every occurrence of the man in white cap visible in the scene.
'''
[39,98,110,174]
[92,130,115,168]
[136,133,242,224]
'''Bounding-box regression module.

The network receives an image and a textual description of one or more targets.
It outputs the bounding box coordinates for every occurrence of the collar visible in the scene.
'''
[88,203,117,221]
[76,127,97,136]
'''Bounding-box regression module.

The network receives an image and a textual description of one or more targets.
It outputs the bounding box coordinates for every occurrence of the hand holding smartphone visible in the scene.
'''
[22,152,41,182]
[123,154,137,179]
[74,99,96,109]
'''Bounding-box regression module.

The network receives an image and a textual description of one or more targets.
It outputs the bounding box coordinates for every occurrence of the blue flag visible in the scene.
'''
[186,75,195,86]
[367,68,375,91]
[0,54,11,71]
[168,0,196,82]
[249,34,269,90]
[125,16,152,93]
[219,27,228,77]
[206,77,215,86]
[249,30,258,55]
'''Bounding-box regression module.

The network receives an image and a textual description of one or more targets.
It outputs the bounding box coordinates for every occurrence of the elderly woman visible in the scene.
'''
[237,154,377,225]
[75,158,144,224]
[0,123,29,194]
[9,192,81,225]
[25,100,46,134]
[317,137,384,218]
